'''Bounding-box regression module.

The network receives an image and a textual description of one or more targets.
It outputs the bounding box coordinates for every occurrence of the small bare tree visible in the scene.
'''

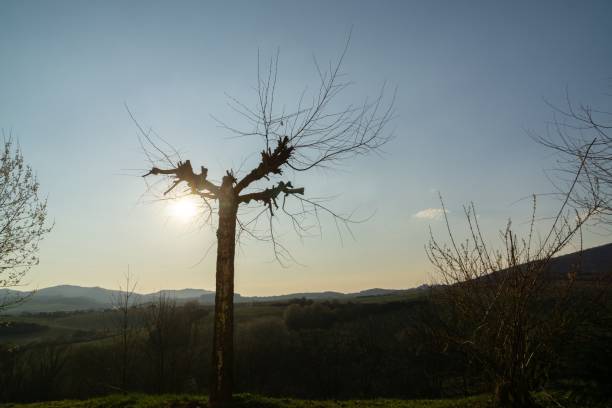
[137,39,394,407]
[110,269,138,393]
[0,137,52,310]
[144,293,178,394]
[426,150,601,408]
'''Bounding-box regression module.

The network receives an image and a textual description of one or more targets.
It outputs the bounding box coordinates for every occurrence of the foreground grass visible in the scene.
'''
[0,394,488,408]
[0,392,605,408]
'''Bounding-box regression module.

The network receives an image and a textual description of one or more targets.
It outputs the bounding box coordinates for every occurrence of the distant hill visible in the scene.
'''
[545,242,612,281]
[0,284,413,315]
[0,286,216,314]
[2,243,609,315]
[155,288,214,299]
[483,242,612,283]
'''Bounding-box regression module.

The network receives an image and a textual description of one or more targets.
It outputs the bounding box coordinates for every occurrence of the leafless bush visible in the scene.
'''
[110,270,138,392]
[426,183,602,407]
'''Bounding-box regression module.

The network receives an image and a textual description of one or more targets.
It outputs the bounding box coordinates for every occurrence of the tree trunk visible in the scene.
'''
[209,175,238,408]
[494,378,536,408]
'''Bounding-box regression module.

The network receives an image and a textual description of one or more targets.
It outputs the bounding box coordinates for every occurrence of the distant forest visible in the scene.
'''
[1,288,611,404]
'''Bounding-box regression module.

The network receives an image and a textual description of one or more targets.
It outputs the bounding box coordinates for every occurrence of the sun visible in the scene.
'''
[167,197,199,222]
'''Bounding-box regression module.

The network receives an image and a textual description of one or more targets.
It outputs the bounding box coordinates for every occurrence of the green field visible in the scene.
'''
[0,392,607,408]
[0,393,521,408]
[0,295,409,344]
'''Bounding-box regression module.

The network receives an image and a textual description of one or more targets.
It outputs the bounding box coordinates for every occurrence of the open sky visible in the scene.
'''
[1,0,612,295]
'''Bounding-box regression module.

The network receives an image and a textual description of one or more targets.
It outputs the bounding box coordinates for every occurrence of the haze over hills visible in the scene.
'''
[1,242,611,315]
[0,284,416,315]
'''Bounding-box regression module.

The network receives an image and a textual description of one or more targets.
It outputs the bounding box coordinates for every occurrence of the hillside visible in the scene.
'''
[478,242,612,284]
[547,242,612,281]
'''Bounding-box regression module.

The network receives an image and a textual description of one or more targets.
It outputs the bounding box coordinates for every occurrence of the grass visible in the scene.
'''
[1,392,606,408]
[0,394,492,408]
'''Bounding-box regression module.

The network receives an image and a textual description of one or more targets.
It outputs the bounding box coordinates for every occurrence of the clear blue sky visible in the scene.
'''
[1,0,611,294]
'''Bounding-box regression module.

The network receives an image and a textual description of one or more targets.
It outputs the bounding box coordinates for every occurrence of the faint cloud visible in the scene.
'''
[413,208,449,220]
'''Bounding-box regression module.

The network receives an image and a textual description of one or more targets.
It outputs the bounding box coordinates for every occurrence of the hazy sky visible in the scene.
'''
[1,1,611,295]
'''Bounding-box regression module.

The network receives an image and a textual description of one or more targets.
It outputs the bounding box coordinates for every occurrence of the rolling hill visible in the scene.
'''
[1,242,610,315]
[0,284,414,315]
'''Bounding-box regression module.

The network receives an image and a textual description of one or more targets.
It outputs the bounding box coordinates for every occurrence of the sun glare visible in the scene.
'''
[167,197,199,222]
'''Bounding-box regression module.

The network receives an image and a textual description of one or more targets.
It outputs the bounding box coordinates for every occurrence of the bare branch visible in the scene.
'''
[234,136,294,193]
[535,88,612,226]
[143,160,220,197]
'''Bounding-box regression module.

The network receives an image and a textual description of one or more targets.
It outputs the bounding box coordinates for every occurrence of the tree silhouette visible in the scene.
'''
[138,40,395,407]
[110,269,138,393]
[0,137,52,310]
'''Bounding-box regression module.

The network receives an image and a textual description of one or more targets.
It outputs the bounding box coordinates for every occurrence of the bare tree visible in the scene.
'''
[137,39,394,407]
[535,89,612,225]
[110,269,138,393]
[25,343,69,401]
[426,165,601,408]
[144,293,178,394]
[0,137,52,310]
